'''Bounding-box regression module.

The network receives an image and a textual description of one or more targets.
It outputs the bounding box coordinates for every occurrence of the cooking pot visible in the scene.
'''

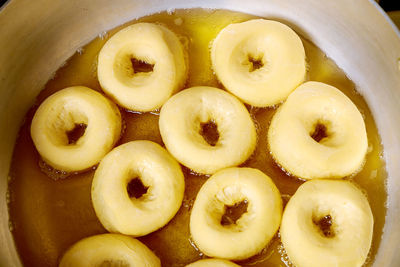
[0,0,399,266]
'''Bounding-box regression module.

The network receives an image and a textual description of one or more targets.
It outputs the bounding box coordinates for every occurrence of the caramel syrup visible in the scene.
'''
[7,9,386,267]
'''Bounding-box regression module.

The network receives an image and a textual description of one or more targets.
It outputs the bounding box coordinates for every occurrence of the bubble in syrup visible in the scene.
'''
[8,220,14,232]
[281,194,292,206]
[91,59,98,79]
[60,61,68,68]
[361,248,373,267]
[49,71,57,81]
[367,142,373,153]
[76,47,84,55]
[179,36,190,52]
[277,242,294,267]
[208,39,214,51]
[39,159,71,180]
[125,109,143,115]
[188,237,203,257]
[6,190,10,204]
[305,61,311,72]
[98,31,108,40]
[360,110,366,120]
[183,198,194,210]
[195,170,210,178]
[149,108,160,116]
[167,8,175,15]
[349,180,369,199]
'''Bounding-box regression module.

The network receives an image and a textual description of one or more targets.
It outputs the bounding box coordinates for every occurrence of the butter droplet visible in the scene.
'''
[174,17,183,26]
[56,200,65,207]
[370,169,378,179]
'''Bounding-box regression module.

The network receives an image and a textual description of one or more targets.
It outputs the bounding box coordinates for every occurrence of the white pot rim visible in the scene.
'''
[0,1,399,266]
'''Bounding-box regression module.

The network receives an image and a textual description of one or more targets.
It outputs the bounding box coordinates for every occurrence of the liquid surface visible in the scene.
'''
[8,9,387,267]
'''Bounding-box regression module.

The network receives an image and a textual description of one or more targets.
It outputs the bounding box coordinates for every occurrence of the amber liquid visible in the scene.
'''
[8,9,387,267]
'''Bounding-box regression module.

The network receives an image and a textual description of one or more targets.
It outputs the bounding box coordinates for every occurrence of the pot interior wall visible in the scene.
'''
[0,0,399,266]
